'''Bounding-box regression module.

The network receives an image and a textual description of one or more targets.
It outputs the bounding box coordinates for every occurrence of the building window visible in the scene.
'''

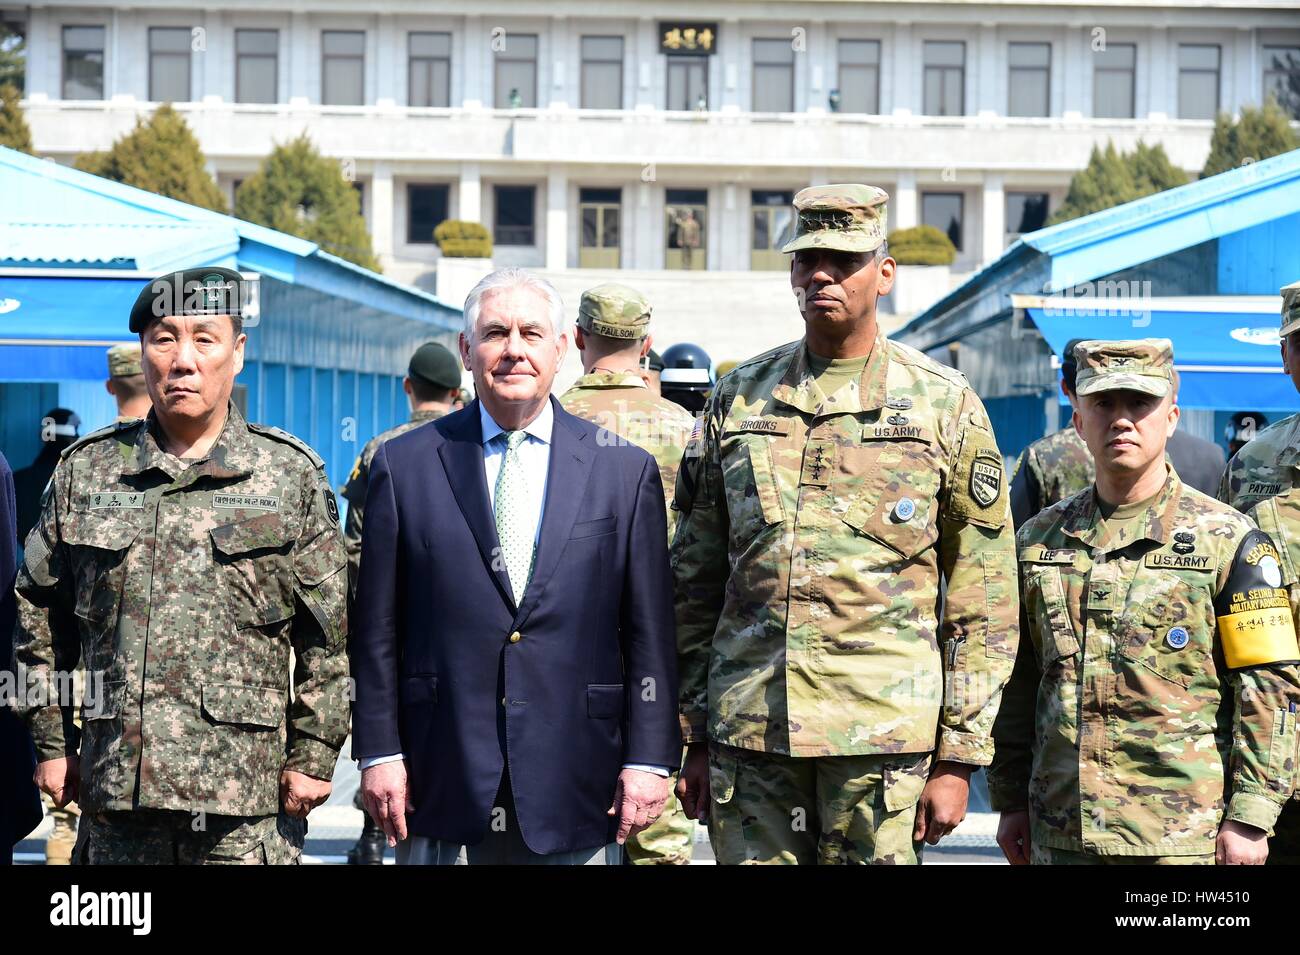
[149,27,192,103]
[62,26,105,100]
[1176,44,1219,120]
[751,190,794,270]
[753,38,794,112]
[494,33,538,108]
[1263,45,1300,118]
[667,54,709,110]
[407,184,448,244]
[322,31,364,106]
[836,39,880,114]
[581,36,623,109]
[1008,42,1050,117]
[665,188,708,270]
[1006,192,1049,238]
[579,187,621,268]
[409,32,451,108]
[922,41,964,116]
[235,29,278,104]
[494,185,536,245]
[1093,42,1136,118]
[922,192,963,251]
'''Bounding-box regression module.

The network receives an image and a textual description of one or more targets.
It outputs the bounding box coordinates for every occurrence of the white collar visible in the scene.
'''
[479,398,554,447]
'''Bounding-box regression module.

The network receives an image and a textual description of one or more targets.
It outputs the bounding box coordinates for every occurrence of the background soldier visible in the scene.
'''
[659,342,713,415]
[643,348,664,396]
[559,282,697,864]
[341,339,460,865]
[1009,339,1093,528]
[992,339,1300,865]
[105,344,151,421]
[1219,283,1300,512]
[672,184,1019,864]
[12,267,350,864]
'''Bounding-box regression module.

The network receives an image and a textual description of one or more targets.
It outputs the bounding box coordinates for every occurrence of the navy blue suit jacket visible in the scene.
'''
[1,449,42,860]
[351,397,680,854]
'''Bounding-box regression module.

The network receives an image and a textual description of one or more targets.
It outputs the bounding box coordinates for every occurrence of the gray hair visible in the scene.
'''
[463,268,565,341]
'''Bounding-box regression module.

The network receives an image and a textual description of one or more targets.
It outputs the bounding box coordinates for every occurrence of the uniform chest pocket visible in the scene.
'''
[1021,563,1081,667]
[63,512,142,627]
[719,431,785,549]
[841,436,940,565]
[211,514,299,629]
[1120,571,1212,689]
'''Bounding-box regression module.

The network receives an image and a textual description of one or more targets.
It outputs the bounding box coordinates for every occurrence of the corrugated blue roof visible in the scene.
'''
[0,222,239,272]
[898,147,1300,345]
[0,146,462,325]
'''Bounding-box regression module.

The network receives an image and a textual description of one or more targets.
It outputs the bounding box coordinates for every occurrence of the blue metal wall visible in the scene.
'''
[1218,212,1300,295]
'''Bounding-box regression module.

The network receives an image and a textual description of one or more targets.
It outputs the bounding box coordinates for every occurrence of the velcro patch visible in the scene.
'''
[970,453,1002,508]
[726,417,792,437]
[1144,552,1214,571]
[213,493,280,511]
[863,424,933,442]
[86,491,146,509]
[1020,547,1076,565]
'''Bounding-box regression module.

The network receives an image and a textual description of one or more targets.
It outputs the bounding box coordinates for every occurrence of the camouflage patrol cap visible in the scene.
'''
[577,283,651,340]
[129,267,247,333]
[1073,338,1175,398]
[1280,280,1300,338]
[408,341,462,390]
[106,343,143,378]
[780,183,889,255]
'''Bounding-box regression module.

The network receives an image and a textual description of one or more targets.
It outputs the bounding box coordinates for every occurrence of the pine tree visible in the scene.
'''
[73,104,227,212]
[1049,141,1187,225]
[1201,99,1300,179]
[0,25,24,92]
[0,82,32,154]
[234,134,379,272]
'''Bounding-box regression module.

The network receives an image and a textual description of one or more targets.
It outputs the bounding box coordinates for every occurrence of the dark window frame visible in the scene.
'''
[408,31,451,108]
[494,33,539,108]
[1092,42,1137,119]
[321,30,366,107]
[235,28,279,104]
[1007,41,1051,117]
[921,191,965,252]
[406,183,451,245]
[580,35,624,109]
[494,184,537,246]
[62,24,106,100]
[836,38,881,114]
[148,26,193,103]
[922,40,965,117]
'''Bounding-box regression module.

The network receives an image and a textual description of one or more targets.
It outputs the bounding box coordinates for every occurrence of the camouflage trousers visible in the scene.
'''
[626,763,696,865]
[1030,845,1213,865]
[706,742,929,865]
[75,808,306,865]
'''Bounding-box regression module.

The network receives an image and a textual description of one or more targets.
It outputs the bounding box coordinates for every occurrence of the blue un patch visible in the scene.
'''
[1165,626,1190,650]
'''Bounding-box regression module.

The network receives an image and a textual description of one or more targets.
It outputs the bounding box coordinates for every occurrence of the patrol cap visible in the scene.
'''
[129,267,247,334]
[780,183,889,255]
[107,343,143,378]
[1281,280,1300,338]
[577,283,651,340]
[407,341,461,390]
[1072,338,1175,398]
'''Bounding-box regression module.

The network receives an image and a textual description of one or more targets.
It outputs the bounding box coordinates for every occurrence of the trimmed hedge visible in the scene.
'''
[434,220,493,258]
[887,225,956,266]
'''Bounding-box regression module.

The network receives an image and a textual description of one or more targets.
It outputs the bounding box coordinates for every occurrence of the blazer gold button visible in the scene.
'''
[509,631,521,643]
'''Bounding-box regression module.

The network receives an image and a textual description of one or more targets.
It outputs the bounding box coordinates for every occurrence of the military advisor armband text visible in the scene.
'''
[1215,530,1300,669]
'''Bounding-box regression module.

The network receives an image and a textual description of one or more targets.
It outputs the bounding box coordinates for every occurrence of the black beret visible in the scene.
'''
[129,267,247,333]
[408,342,461,390]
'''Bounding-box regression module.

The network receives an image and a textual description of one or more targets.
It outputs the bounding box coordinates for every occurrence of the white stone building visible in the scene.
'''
[7,0,1300,377]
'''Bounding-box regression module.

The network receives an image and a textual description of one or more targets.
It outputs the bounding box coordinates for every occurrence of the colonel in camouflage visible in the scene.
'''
[991,339,1300,865]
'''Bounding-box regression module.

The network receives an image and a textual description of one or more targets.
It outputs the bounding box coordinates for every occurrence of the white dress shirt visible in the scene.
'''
[359,400,667,777]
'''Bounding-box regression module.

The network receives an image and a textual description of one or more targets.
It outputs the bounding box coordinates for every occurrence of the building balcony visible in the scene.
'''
[23,98,1221,173]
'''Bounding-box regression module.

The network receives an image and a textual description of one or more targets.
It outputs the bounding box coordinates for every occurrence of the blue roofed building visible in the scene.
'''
[895,147,1300,463]
[0,145,463,504]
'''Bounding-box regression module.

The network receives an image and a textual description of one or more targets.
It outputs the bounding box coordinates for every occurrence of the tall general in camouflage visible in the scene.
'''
[12,267,350,864]
[992,339,1300,865]
[672,184,1019,864]
[559,282,696,864]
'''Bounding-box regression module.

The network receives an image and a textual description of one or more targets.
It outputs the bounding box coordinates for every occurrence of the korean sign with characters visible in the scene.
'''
[659,23,718,55]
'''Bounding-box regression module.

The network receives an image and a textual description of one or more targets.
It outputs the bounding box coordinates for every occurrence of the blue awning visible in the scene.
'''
[0,274,143,380]
[1023,298,1297,412]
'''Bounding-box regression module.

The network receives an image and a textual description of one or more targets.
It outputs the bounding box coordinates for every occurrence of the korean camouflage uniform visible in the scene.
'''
[1010,427,1094,527]
[12,403,350,864]
[559,282,697,864]
[990,339,1300,864]
[1218,280,1300,861]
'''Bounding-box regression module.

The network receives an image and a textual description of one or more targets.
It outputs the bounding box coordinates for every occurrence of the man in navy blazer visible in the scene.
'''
[351,268,681,864]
